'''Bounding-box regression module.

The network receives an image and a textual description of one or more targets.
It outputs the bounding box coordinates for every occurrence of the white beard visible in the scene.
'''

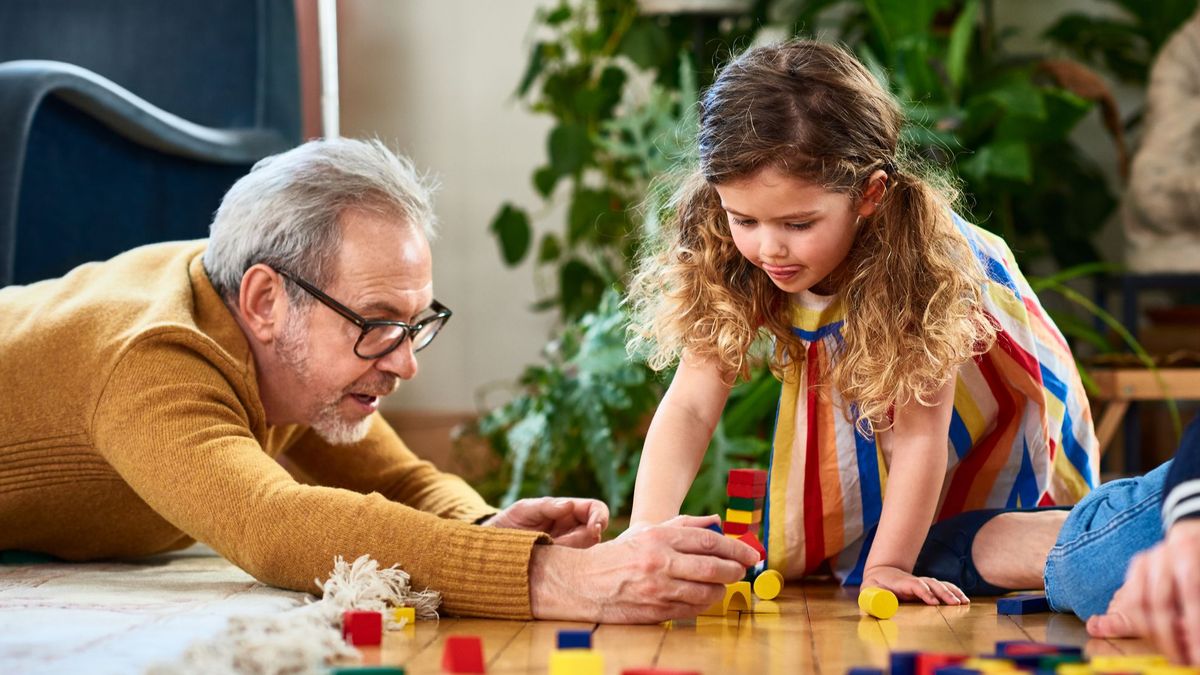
[275,310,374,446]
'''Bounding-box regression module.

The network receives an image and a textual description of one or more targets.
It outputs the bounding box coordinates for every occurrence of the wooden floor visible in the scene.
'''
[341,582,1160,674]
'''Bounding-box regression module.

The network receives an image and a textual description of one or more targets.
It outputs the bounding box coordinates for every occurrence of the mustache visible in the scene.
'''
[345,375,400,398]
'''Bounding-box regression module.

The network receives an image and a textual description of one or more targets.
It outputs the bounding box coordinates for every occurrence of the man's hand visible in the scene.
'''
[861,565,968,605]
[482,497,609,548]
[528,514,761,623]
[1086,519,1200,664]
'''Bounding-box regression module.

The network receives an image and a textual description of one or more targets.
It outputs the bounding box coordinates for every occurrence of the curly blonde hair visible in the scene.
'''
[627,39,997,433]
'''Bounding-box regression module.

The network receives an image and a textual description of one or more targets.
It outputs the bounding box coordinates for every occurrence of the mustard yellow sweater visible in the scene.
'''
[0,242,547,618]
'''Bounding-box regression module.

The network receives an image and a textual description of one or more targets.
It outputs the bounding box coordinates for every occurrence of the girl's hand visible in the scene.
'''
[482,497,609,548]
[619,513,722,541]
[861,565,969,605]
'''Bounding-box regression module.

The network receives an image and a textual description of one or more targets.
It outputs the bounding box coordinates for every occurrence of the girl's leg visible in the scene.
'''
[914,461,1172,614]
[971,509,1070,589]
[912,506,1069,595]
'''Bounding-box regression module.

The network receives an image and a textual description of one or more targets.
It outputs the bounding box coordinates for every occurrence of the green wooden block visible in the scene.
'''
[728,496,764,511]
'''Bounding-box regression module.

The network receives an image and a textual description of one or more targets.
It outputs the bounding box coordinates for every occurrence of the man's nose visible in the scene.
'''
[376,340,419,380]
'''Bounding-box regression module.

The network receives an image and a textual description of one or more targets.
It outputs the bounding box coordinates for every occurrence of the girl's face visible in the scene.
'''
[716,165,880,295]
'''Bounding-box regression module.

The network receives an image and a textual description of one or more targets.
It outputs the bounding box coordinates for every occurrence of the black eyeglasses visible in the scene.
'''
[275,269,451,359]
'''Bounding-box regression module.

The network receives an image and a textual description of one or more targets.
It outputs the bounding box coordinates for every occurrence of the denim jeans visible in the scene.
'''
[1044,460,1173,620]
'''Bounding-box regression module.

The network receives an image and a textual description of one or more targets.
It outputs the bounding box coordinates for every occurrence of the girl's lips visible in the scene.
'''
[762,263,802,280]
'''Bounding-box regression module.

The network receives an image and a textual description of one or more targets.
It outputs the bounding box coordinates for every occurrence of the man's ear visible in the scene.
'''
[857,169,890,219]
[237,264,288,345]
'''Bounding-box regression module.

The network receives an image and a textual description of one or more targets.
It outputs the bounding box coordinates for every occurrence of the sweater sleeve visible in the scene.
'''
[91,335,547,618]
[282,419,498,524]
[1163,414,1200,530]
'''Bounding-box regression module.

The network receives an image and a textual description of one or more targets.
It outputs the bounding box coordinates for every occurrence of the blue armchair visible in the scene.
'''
[0,0,302,287]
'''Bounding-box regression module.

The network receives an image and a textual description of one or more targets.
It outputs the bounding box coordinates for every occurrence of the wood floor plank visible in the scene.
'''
[730,584,819,675]
[801,582,889,674]
[592,622,668,673]
[1001,610,1155,659]
[936,597,1037,657]
[486,620,594,673]
[654,591,820,675]
[653,612,752,673]
[397,617,528,671]
[871,591,969,656]
[328,582,1173,673]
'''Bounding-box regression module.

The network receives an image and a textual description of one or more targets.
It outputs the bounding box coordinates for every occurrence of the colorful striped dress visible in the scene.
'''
[763,215,1100,584]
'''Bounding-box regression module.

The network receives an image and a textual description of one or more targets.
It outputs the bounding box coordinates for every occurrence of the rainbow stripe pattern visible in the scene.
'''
[763,215,1099,584]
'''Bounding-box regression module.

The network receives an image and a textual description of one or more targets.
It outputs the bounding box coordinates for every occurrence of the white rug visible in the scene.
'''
[0,545,311,675]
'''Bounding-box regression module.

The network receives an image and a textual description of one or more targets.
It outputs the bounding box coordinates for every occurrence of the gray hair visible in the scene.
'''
[202,137,438,305]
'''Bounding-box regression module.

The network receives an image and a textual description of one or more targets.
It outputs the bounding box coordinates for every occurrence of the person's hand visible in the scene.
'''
[481,497,609,548]
[1086,519,1200,664]
[528,514,761,623]
[861,565,968,605]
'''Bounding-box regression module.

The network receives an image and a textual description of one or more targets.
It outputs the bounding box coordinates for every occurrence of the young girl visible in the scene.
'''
[625,39,1100,604]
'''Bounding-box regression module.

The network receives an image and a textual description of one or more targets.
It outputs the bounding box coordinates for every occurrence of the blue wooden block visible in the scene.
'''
[932,668,982,675]
[996,594,1050,615]
[994,640,1082,657]
[705,522,724,535]
[846,668,883,675]
[556,628,592,650]
[890,651,919,675]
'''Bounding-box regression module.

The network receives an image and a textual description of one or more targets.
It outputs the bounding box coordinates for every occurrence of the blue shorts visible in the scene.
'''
[1044,460,1172,620]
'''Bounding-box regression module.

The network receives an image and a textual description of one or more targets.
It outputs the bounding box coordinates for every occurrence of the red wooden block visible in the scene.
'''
[341,610,383,646]
[1002,643,1062,656]
[738,531,766,562]
[727,482,767,499]
[915,653,965,675]
[442,634,486,673]
[722,520,751,535]
[728,469,767,486]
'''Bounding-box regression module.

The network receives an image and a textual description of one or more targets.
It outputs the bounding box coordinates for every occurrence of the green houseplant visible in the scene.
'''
[477,0,1191,513]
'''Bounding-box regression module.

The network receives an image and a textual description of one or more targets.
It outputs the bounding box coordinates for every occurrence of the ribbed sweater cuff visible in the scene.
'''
[436,526,550,619]
[1163,479,1200,530]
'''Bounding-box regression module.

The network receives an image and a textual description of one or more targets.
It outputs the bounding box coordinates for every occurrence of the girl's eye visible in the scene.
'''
[730,217,755,227]
[786,222,813,231]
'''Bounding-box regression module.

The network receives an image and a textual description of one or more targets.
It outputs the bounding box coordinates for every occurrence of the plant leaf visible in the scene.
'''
[946,0,979,90]
[548,123,593,175]
[489,203,532,266]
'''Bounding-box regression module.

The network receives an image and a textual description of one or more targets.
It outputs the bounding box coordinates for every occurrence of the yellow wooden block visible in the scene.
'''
[1056,665,1094,675]
[1144,666,1200,675]
[963,658,1019,672]
[725,508,762,524]
[857,586,898,619]
[699,597,726,616]
[549,648,603,675]
[725,581,752,612]
[1092,655,1168,673]
[753,569,784,600]
[390,606,415,625]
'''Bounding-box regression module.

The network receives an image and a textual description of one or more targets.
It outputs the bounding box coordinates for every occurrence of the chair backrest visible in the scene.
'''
[0,0,300,287]
[0,0,300,139]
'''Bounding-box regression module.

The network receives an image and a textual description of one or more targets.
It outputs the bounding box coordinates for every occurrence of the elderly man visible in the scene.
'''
[0,138,756,622]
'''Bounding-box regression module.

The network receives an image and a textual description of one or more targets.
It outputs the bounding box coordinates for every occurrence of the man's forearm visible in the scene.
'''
[528,543,586,621]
